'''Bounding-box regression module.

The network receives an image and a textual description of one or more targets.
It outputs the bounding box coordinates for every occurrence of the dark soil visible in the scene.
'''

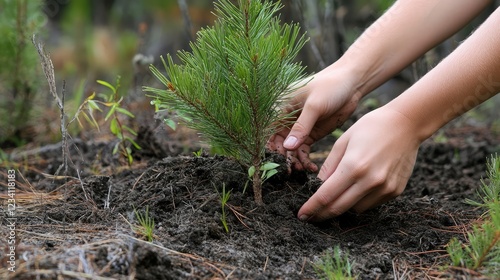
[1,119,499,279]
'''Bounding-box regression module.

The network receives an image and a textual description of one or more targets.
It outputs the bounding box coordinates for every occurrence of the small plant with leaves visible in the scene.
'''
[219,183,232,233]
[133,206,155,242]
[72,78,141,165]
[193,148,204,157]
[446,154,499,276]
[247,161,280,188]
[145,0,308,205]
[314,246,355,280]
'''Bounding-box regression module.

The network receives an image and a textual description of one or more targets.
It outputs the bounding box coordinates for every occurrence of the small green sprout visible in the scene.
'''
[314,246,355,280]
[220,183,231,233]
[193,148,204,157]
[248,161,280,183]
[244,161,280,196]
[134,206,155,242]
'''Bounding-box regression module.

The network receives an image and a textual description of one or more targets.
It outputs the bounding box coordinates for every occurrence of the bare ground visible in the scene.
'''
[1,118,499,279]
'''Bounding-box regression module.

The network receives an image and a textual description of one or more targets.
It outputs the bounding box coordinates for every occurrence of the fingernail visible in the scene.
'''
[284,136,297,149]
[298,215,309,222]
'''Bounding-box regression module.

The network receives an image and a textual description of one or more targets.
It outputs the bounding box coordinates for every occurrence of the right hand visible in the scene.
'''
[297,107,420,221]
[268,66,363,172]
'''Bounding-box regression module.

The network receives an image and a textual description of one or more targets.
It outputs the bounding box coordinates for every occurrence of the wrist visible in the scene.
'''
[376,106,426,145]
[325,56,382,100]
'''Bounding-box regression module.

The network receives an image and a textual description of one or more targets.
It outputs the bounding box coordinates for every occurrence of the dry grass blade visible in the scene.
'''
[32,34,68,176]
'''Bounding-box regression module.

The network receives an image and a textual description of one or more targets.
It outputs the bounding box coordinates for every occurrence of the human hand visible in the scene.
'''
[297,107,421,222]
[268,66,363,172]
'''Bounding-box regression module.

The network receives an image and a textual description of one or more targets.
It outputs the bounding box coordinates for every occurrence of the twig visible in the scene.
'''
[77,169,89,201]
[104,179,112,209]
[131,169,148,190]
[32,35,68,177]
[61,81,68,176]
[227,203,250,229]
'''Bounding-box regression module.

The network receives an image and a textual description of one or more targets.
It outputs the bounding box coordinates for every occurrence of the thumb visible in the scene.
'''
[283,111,319,150]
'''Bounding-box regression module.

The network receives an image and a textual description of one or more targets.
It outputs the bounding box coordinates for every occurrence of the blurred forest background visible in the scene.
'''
[1,0,499,151]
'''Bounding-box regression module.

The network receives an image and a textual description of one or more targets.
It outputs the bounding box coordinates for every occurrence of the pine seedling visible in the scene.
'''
[314,246,355,280]
[466,153,500,207]
[145,0,308,205]
[447,237,468,268]
[134,206,155,242]
[446,154,500,276]
[193,148,204,157]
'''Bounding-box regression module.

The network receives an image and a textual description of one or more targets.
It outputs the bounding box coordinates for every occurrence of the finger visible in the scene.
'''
[305,182,365,221]
[297,159,355,222]
[268,134,287,155]
[317,133,349,181]
[351,180,405,213]
[266,135,277,151]
[287,150,304,171]
[308,176,390,221]
[296,144,318,172]
[283,107,320,150]
[352,190,396,214]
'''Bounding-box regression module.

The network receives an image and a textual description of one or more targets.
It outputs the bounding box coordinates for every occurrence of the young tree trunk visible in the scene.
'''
[252,167,264,205]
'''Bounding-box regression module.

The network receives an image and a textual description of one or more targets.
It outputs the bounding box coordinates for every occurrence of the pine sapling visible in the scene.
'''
[145,0,308,204]
[446,154,500,276]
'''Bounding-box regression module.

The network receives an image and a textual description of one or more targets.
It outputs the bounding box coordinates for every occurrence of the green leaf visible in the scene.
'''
[260,162,280,171]
[110,118,119,135]
[81,111,100,130]
[126,137,142,150]
[105,104,117,121]
[123,125,138,136]
[87,99,102,111]
[112,142,120,154]
[115,107,135,118]
[164,119,177,130]
[97,79,116,93]
[126,147,133,165]
[262,169,278,181]
[248,166,256,178]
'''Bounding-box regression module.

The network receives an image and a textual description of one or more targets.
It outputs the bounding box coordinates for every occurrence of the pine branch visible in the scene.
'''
[147,61,256,159]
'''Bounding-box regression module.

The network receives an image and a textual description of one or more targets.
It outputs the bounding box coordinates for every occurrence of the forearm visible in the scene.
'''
[387,7,500,142]
[336,0,491,97]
